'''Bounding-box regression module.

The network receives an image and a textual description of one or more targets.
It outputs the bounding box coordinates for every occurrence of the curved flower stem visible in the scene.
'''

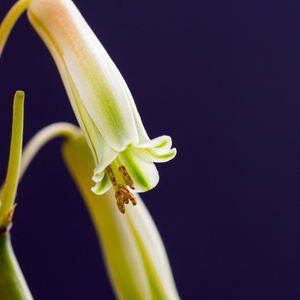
[0,91,24,220]
[19,122,81,181]
[0,0,30,57]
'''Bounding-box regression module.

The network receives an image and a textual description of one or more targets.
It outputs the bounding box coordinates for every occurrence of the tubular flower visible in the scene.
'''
[27,0,176,212]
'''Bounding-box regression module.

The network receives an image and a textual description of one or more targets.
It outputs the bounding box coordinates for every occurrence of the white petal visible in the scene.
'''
[147,147,177,163]
[116,65,150,145]
[137,135,177,162]
[64,53,139,152]
[137,135,173,154]
[119,147,159,192]
[91,172,112,195]
[63,56,120,179]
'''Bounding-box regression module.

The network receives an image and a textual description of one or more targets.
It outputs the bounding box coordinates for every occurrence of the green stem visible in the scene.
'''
[0,120,80,228]
[19,122,81,181]
[0,91,24,219]
[0,233,33,300]
[0,0,30,57]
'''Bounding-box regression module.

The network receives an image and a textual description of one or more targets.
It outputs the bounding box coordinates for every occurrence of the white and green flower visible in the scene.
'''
[27,0,176,212]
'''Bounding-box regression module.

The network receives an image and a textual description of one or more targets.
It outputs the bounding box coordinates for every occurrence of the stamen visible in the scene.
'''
[118,165,135,190]
[106,162,137,213]
[106,165,117,186]
[115,184,137,214]
[115,191,125,214]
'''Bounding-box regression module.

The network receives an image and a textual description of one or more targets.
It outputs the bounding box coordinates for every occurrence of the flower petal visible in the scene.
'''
[147,147,177,163]
[116,68,150,145]
[64,53,139,152]
[63,56,120,183]
[137,135,177,162]
[138,135,173,154]
[119,148,159,192]
[91,172,112,195]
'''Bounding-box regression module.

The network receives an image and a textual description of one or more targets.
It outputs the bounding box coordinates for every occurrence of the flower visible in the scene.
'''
[62,134,180,300]
[27,0,176,212]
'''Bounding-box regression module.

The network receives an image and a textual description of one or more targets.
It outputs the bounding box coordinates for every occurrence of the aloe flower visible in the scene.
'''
[26,0,176,212]
[63,134,180,300]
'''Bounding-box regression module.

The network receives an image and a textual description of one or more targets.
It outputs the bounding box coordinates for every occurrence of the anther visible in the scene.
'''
[115,191,125,214]
[119,165,135,190]
[106,165,117,186]
[106,163,137,213]
[115,184,137,213]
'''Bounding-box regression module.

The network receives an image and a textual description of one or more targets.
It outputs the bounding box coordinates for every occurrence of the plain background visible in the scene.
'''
[1,1,300,299]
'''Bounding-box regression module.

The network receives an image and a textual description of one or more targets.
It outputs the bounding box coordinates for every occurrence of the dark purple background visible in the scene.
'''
[1,1,300,299]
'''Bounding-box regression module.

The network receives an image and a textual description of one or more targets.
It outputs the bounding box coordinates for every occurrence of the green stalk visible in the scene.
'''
[0,0,30,57]
[0,233,33,300]
[0,91,32,299]
[0,91,24,219]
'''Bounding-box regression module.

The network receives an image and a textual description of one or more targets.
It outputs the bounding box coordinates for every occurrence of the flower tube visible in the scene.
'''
[27,0,176,212]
